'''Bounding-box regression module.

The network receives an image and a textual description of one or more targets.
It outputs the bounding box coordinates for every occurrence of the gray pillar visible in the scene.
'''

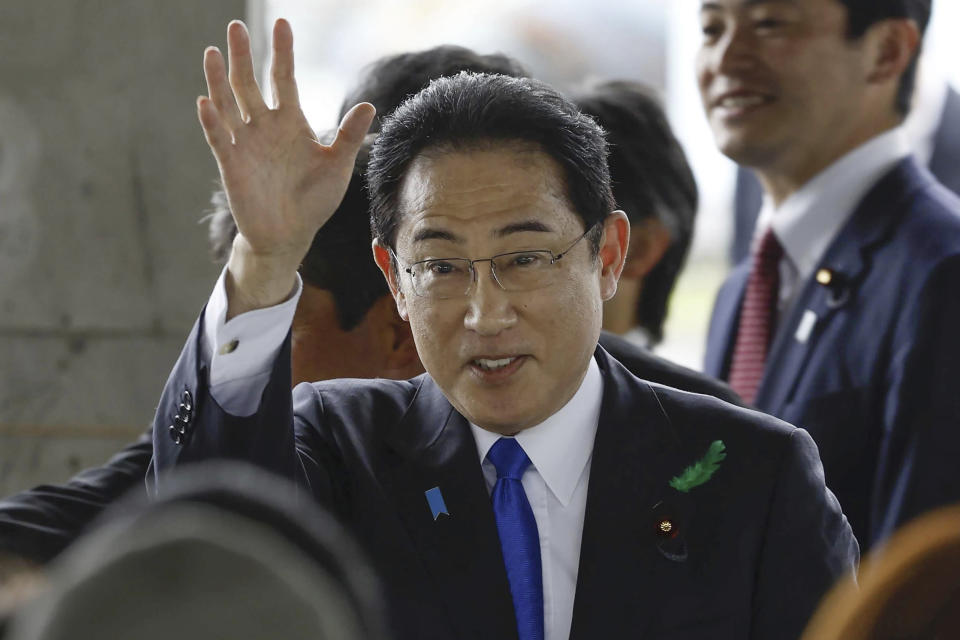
[0,1,247,494]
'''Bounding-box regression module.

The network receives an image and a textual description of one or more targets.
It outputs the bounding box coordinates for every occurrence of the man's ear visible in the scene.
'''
[864,18,920,85]
[622,217,672,280]
[597,210,630,301]
[372,238,408,321]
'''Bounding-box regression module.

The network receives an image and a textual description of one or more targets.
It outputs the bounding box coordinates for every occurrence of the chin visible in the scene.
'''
[715,136,769,169]
[462,397,538,434]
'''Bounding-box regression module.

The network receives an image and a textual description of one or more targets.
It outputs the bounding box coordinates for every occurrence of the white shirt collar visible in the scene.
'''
[470,356,603,507]
[755,127,911,279]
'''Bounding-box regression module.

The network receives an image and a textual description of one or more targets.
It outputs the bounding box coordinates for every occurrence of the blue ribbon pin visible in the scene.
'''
[425,487,449,520]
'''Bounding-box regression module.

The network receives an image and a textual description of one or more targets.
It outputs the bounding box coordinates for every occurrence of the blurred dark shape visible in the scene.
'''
[801,504,960,640]
[574,80,697,345]
[339,45,529,132]
[6,463,389,640]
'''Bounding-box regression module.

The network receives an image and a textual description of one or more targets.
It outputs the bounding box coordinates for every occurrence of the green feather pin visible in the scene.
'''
[669,440,727,493]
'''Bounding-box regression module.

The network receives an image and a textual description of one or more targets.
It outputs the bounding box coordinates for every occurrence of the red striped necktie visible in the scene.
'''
[728,228,784,405]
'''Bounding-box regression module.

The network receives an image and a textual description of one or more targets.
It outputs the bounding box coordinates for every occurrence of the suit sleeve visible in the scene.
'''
[148,309,300,494]
[872,255,960,543]
[0,430,151,563]
[751,428,859,640]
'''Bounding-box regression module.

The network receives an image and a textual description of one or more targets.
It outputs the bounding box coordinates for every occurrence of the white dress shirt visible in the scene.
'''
[471,358,602,640]
[199,272,605,640]
[202,267,302,415]
[752,128,911,324]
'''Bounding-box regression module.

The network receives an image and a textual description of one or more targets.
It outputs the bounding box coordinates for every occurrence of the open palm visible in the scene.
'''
[197,19,374,284]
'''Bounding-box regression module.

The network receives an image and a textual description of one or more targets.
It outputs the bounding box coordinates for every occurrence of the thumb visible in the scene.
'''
[331,102,376,157]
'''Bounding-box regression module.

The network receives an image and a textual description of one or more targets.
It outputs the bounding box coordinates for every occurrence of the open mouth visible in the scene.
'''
[468,355,527,381]
[713,92,775,119]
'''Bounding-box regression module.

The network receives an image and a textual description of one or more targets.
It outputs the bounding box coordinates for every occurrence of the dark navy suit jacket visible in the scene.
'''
[146,319,856,640]
[706,158,960,550]
[0,333,738,565]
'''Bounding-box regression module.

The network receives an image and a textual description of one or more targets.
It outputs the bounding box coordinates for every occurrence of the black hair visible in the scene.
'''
[368,72,615,255]
[206,136,387,331]
[837,0,932,116]
[574,80,697,345]
[339,45,528,132]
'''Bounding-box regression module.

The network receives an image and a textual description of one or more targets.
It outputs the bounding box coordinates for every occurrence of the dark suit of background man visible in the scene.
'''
[0,45,738,566]
[150,19,856,640]
[700,0,960,551]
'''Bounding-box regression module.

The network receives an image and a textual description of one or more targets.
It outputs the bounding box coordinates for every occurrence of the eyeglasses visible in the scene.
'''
[391,225,595,299]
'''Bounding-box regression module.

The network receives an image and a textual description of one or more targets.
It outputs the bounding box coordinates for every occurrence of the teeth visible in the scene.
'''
[720,95,767,109]
[474,357,518,371]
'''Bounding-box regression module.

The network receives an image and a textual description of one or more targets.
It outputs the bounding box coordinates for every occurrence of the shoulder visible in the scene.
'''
[599,348,795,456]
[597,334,742,405]
[887,162,960,257]
[292,375,424,434]
[647,379,796,449]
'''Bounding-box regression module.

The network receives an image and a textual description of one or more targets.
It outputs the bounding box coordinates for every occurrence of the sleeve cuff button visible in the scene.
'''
[218,339,240,355]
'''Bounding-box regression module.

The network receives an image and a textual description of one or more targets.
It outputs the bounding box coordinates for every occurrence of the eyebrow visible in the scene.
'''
[412,228,460,243]
[410,219,555,244]
[494,220,554,238]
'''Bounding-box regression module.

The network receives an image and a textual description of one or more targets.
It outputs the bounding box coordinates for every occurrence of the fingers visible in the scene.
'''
[270,18,300,109]
[227,20,269,120]
[331,103,377,154]
[203,47,243,132]
[197,97,233,166]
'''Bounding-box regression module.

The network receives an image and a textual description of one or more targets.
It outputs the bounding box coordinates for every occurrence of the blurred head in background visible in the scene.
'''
[696,0,931,201]
[574,80,698,347]
[6,463,388,640]
[339,45,529,132]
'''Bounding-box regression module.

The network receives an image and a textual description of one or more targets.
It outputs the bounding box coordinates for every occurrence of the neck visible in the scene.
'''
[602,278,642,335]
[757,115,901,207]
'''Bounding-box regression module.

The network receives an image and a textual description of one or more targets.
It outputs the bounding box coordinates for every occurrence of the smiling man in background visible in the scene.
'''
[700,0,960,551]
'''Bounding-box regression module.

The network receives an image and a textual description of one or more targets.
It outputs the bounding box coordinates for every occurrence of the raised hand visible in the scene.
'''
[196,19,375,317]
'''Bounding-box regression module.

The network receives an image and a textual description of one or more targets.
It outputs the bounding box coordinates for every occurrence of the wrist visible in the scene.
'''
[225,236,301,320]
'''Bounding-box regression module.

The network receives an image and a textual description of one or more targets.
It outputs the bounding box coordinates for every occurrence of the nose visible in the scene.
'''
[700,20,757,82]
[463,261,518,336]
[716,22,758,75]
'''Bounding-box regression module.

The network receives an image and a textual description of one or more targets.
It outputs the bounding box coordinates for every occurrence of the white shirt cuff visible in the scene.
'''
[201,267,302,415]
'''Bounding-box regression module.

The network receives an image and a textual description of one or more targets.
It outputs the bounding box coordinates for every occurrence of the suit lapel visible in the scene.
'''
[570,348,693,639]
[379,376,518,640]
[704,262,750,379]
[754,159,928,412]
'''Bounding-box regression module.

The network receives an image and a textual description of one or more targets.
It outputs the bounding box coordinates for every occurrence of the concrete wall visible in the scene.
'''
[0,1,247,495]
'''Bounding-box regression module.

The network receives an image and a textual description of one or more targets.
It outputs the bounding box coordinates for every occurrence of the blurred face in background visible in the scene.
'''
[695,0,880,191]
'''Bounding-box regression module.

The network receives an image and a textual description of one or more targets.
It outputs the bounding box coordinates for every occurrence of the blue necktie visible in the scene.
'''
[487,437,544,640]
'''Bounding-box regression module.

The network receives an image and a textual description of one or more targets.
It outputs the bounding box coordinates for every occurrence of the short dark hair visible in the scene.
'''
[339,46,528,132]
[574,80,697,345]
[837,0,932,116]
[368,72,615,254]
[206,136,387,331]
